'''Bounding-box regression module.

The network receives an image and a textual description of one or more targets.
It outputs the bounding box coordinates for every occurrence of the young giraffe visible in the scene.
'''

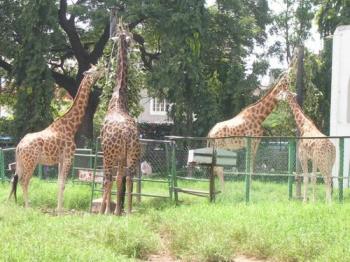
[99,23,140,215]
[277,90,335,203]
[9,65,103,212]
[207,70,291,190]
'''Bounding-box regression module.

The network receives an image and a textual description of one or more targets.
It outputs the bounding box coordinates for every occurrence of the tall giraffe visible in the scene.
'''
[207,70,290,190]
[99,22,140,215]
[277,90,335,203]
[9,65,103,212]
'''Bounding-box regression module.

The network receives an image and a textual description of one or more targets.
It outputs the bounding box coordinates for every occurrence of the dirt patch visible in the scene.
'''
[234,255,268,262]
[145,254,268,262]
[146,253,180,262]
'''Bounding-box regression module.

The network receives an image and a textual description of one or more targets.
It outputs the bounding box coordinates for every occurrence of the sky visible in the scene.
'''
[206,0,323,86]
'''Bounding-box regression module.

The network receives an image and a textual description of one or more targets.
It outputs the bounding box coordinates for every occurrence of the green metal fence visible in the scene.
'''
[89,138,173,212]
[2,135,349,206]
[167,136,348,204]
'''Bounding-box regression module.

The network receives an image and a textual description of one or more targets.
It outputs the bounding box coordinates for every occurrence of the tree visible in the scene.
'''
[0,0,146,145]
[269,0,314,63]
[0,0,271,140]
[316,0,350,37]
[146,0,271,136]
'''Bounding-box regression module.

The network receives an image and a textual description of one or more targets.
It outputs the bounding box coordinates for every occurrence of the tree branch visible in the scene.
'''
[89,21,110,64]
[132,32,160,70]
[0,58,13,73]
[128,16,146,30]
[51,70,77,97]
[58,0,89,65]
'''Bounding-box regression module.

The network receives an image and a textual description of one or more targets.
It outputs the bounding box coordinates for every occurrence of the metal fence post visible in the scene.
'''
[71,153,76,179]
[245,137,251,203]
[38,164,43,179]
[165,142,172,200]
[209,146,217,203]
[0,148,5,182]
[136,160,142,203]
[171,141,178,204]
[288,139,296,200]
[339,137,344,203]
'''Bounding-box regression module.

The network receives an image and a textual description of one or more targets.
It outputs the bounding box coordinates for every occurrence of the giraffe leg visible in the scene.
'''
[21,176,30,208]
[20,163,36,208]
[126,169,132,214]
[104,166,115,215]
[115,164,124,216]
[57,155,74,213]
[214,166,225,192]
[311,162,317,203]
[325,175,332,204]
[100,157,114,214]
[250,139,260,173]
[300,158,309,203]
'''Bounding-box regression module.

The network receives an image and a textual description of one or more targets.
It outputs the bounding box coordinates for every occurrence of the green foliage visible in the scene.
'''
[146,0,271,136]
[50,89,73,119]
[94,40,144,138]
[11,0,57,140]
[269,0,314,62]
[316,0,350,37]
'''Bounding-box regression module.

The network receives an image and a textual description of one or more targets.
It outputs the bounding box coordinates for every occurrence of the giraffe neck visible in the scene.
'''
[246,74,289,124]
[287,96,316,135]
[108,34,128,113]
[50,74,95,134]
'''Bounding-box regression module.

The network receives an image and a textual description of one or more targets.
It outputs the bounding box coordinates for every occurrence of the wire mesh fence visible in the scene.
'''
[168,136,349,204]
[1,136,349,205]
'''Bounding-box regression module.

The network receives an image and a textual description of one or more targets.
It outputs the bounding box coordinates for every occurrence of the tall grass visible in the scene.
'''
[1,179,350,261]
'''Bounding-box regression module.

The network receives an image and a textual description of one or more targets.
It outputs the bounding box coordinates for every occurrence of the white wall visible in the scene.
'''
[330,25,350,187]
[0,106,10,118]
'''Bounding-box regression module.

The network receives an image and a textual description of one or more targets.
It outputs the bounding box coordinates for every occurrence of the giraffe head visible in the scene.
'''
[113,19,132,45]
[276,89,296,102]
[83,64,104,80]
[270,70,290,98]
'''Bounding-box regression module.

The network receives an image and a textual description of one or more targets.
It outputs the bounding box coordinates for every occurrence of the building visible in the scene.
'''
[137,89,173,139]
[137,89,172,124]
[330,25,350,187]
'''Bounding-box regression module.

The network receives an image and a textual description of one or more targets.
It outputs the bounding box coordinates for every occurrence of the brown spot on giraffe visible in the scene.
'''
[99,22,140,216]
[207,70,291,191]
[277,89,336,203]
[9,65,103,212]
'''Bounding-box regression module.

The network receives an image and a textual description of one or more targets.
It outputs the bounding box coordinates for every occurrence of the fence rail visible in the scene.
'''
[1,135,349,205]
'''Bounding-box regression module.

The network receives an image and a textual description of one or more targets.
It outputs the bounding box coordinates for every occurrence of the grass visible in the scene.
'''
[1,177,350,261]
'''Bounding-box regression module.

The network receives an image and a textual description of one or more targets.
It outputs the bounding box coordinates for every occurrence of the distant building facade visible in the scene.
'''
[137,89,173,124]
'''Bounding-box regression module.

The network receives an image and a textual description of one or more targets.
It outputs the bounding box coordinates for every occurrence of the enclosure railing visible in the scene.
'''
[166,135,349,203]
[2,135,349,205]
[89,138,173,212]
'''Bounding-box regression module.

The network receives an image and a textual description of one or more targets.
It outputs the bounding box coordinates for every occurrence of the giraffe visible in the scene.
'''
[99,22,140,215]
[8,65,103,212]
[207,70,291,190]
[277,90,335,203]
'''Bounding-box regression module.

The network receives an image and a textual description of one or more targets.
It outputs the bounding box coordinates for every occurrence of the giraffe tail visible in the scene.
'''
[8,173,19,203]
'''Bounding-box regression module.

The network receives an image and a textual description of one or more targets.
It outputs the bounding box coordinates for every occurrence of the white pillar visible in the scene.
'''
[330,25,350,188]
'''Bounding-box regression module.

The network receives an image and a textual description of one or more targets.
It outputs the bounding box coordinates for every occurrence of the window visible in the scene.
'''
[150,98,168,115]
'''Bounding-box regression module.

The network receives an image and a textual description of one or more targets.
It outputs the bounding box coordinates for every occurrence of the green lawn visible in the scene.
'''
[1,178,350,261]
